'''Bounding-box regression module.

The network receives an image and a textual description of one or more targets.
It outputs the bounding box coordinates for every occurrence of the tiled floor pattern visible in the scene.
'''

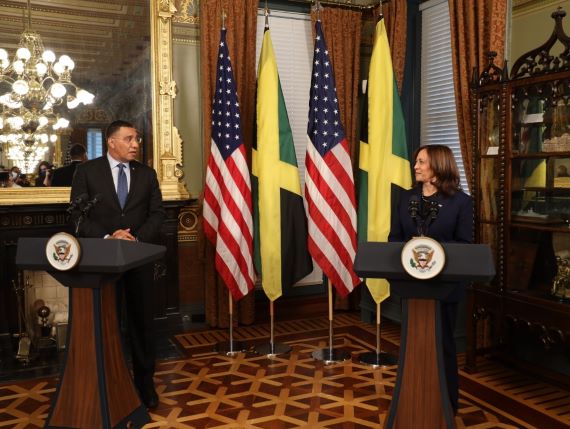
[1,313,569,428]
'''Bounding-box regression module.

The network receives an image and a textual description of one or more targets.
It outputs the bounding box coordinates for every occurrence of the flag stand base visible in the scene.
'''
[214,341,249,357]
[312,348,351,364]
[254,342,291,358]
[358,351,398,367]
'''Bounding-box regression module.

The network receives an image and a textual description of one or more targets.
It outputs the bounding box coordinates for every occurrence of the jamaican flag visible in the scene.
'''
[358,17,412,304]
[252,26,313,302]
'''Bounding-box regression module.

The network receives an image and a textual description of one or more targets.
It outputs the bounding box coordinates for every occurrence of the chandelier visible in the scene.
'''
[0,0,94,173]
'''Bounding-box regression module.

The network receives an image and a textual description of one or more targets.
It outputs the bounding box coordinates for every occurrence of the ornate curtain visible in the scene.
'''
[199,0,258,328]
[449,0,507,186]
[376,0,408,92]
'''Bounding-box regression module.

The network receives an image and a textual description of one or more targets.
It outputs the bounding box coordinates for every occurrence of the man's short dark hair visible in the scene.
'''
[105,120,135,140]
[69,144,86,159]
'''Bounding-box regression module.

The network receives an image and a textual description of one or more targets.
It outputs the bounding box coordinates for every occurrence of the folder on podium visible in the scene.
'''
[16,237,166,429]
[354,241,495,429]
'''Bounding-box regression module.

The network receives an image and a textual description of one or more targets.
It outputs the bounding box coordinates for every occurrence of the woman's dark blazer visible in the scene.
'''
[70,156,165,244]
[388,186,474,302]
[388,186,473,244]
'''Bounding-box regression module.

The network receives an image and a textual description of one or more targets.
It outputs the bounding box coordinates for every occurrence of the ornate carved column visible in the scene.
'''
[151,0,190,201]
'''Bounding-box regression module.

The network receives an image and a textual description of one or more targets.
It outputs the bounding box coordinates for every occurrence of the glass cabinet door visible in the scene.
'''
[479,93,501,156]
[476,91,502,285]
[512,90,545,154]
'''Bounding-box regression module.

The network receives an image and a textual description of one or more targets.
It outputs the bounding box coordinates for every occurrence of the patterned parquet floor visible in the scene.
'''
[1,313,569,428]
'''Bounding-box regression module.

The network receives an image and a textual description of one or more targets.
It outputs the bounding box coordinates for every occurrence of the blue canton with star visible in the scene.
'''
[307,21,346,158]
[211,29,243,160]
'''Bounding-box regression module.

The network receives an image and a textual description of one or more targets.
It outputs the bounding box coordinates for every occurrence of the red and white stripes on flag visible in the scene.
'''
[203,28,254,300]
[304,21,360,298]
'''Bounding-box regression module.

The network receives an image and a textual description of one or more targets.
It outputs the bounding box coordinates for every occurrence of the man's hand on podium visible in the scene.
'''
[110,228,136,241]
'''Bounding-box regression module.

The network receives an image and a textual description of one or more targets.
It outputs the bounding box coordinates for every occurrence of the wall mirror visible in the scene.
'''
[0,0,189,205]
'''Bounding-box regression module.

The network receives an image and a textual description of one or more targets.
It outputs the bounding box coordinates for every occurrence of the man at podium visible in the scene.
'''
[389,144,473,414]
[70,119,165,409]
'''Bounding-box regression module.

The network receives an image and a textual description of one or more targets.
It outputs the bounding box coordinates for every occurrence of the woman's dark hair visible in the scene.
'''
[412,144,461,196]
[37,160,51,172]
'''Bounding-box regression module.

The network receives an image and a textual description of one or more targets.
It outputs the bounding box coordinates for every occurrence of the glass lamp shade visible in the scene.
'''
[8,116,24,129]
[37,116,49,127]
[16,47,31,61]
[12,80,30,96]
[42,50,56,63]
[67,97,80,109]
[50,83,66,99]
[52,62,65,75]
[13,60,25,74]
[35,62,48,76]
[59,55,75,70]
[0,48,8,61]
[77,89,95,105]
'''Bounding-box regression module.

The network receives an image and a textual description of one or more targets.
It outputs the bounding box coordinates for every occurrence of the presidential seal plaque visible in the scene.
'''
[45,232,81,271]
[401,236,445,280]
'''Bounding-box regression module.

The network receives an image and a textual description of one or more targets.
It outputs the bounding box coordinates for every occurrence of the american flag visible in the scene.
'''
[304,21,360,297]
[203,28,254,300]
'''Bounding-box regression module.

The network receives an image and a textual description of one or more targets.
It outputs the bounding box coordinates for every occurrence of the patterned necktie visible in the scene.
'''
[117,163,128,209]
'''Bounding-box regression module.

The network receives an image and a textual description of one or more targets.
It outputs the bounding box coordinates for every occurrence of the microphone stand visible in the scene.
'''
[423,201,439,237]
[73,196,99,235]
[74,212,85,235]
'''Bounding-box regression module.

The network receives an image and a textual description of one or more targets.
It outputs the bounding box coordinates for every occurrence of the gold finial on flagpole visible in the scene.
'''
[264,0,270,28]
[378,0,384,20]
[221,2,226,29]
[315,0,322,22]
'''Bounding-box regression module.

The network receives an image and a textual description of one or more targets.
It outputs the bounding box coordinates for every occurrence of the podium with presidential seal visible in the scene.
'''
[16,234,166,429]
[354,239,495,429]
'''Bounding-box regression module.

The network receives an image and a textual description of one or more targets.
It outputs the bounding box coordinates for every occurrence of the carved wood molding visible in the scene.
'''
[511,9,570,79]
[178,201,200,243]
[505,314,569,349]
[152,0,191,201]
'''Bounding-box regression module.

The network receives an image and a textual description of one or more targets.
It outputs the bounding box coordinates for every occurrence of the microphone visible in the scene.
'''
[66,193,88,215]
[408,194,420,219]
[82,194,102,216]
[428,200,440,220]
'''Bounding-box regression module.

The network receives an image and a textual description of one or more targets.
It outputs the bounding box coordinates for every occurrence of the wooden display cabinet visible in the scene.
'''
[468,9,570,385]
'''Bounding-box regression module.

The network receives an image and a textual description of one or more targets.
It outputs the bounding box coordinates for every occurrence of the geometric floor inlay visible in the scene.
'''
[1,313,568,428]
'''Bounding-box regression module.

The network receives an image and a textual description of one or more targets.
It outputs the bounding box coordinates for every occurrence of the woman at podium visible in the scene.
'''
[388,144,473,414]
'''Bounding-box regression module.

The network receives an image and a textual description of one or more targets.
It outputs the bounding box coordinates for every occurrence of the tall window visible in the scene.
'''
[86,128,103,160]
[420,0,468,192]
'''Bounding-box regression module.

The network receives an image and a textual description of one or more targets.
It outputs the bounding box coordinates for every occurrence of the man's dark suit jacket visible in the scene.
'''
[70,156,164,243]
[51,161,81,187]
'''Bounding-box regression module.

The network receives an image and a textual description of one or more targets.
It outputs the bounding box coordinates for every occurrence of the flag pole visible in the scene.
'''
[358,301,397,367]
[214,291,248,356]
[312,281,351,363]
[254,299,291,357]
[228,292,234,354]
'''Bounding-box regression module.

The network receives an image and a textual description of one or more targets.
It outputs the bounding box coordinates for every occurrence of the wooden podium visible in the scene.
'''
[16,237,166,429]
[354,242,495,429]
